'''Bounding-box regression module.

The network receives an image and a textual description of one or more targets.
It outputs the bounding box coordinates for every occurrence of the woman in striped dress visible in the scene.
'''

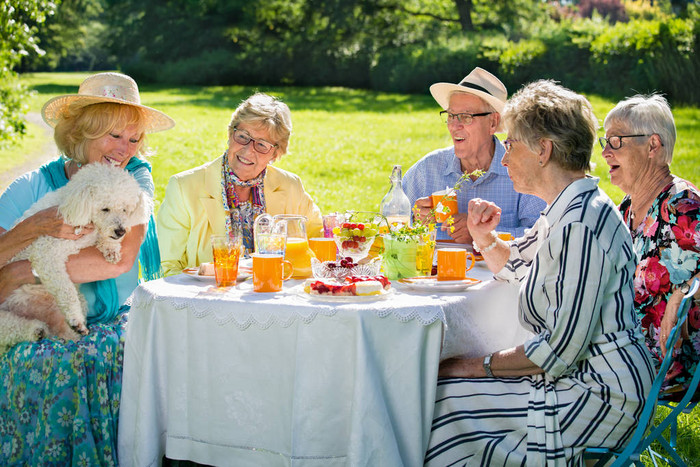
[425,80,654,466]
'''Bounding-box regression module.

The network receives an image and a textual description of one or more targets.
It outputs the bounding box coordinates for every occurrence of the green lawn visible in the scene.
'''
[1,72,699,466]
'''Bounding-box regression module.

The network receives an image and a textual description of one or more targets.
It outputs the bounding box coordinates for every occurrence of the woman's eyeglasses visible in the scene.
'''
[598,134,657,150]
[232,127,278,154]
[440,111,492,125]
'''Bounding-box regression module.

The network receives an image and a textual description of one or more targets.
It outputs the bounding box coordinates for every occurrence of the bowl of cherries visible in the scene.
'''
[311,256,382,281]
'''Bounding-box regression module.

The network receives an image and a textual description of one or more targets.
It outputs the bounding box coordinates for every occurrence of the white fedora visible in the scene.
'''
[429,67,508,115]
[41,72,175,133]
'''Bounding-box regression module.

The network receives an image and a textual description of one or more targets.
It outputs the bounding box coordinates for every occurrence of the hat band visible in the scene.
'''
[459,82,492,96]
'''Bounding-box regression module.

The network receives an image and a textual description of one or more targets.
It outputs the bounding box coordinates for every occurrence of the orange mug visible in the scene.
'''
[497,231,514,241]
[431,191,458,223]
[252,253,294,292]
[437,248,475,281]
[309,237,337,263]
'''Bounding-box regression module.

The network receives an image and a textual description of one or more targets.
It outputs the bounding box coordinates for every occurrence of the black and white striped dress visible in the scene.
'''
[425,177,655,466]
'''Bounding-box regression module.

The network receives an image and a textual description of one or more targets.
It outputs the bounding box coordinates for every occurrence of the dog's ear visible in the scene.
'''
[131,190,153,227]
[57,177,101,227]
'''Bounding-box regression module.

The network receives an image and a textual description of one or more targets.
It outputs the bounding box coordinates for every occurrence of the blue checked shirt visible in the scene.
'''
[403,137,546,240]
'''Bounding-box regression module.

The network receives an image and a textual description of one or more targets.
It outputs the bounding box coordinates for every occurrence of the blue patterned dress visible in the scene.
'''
[620,177,700,402]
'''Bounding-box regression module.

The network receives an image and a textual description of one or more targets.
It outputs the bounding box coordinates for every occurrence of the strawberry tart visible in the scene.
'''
[304,275,391,296]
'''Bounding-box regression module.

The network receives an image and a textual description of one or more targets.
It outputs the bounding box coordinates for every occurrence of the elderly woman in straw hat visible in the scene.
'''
[157,92,322,276]
[602,94,700,402]
[425,80,653,465]
[0,72,173,463]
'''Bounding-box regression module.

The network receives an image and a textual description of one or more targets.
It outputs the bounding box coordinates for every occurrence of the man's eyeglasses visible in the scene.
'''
[440,111,492,125]
[232,127,278,154]
[598,134,656,150]
[503,138,519,153]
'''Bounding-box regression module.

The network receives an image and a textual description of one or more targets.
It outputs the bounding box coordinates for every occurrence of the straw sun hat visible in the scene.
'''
[41,72,175,133]
[430,67,508,130]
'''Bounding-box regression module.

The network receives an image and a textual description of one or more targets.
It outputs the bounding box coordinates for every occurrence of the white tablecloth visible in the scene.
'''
[118,265,530,467]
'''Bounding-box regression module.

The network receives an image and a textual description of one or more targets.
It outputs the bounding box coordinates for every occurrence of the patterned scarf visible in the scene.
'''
[220,152,266,253]
[39,157,161,324]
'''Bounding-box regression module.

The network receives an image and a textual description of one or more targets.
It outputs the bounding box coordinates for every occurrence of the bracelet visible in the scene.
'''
[473,233,498,254]
[483,353,494,378]
[31,266,41,285]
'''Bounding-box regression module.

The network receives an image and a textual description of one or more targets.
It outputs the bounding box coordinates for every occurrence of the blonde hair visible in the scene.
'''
[54,102,150,164]
[603,93,675,165]
[227,93,292,160]
[503,80,597,172]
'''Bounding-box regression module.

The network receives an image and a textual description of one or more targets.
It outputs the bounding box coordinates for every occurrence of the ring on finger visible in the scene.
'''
[74,227,82,235]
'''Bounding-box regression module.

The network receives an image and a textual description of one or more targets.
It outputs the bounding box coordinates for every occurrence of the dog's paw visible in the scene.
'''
[104,249,121,264]
[67,316,89,336]
[32,322,48,341]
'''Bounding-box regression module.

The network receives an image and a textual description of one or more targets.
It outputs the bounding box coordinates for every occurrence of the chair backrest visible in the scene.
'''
[608,277,700,466]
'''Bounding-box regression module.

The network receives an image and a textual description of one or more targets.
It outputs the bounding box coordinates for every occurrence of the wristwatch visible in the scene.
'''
[483,353,494,378]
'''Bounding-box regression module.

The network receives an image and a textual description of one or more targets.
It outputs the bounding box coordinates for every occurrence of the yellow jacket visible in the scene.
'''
[157,156,323,276]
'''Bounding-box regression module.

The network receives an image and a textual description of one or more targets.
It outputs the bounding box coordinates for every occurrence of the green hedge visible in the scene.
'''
[371,16,699,104]
[122,15,699,104]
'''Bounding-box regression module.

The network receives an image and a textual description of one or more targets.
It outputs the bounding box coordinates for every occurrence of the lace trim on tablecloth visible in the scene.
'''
[131,274,456,330]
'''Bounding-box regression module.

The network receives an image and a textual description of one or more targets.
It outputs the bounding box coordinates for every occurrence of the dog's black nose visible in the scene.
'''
[113,227,126,238]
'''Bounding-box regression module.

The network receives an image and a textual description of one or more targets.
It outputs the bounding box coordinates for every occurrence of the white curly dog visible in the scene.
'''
[0,163,151,354]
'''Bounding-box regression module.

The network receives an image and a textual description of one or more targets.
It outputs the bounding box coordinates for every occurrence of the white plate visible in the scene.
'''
[182,267,252,283]
[397,276,481,292]
[302,288,395,303]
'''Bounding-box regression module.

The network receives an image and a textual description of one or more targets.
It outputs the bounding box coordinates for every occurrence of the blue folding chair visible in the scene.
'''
[585,277,700,467]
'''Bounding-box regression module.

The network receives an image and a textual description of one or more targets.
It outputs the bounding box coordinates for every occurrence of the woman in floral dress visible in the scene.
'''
[602,93,700,401]
[0,73,173,463]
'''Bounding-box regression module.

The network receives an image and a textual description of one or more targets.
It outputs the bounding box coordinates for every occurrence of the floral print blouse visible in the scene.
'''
[620,176,700,401]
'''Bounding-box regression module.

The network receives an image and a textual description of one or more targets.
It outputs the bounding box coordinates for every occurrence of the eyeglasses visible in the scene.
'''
[598,134,654,150]
[232,127,278,154]
[503,138,519,153]
[440,111,492,125]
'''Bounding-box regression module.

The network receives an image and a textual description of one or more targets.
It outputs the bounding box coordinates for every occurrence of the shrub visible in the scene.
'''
[589,17,698,103]
[370,37,487,94]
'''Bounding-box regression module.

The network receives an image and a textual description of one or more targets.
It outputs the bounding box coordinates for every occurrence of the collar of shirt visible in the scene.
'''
[445,136,507,186]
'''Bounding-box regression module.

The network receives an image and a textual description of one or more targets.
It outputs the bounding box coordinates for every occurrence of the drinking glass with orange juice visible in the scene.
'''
[309,237,337,263]
[211,233,242,287]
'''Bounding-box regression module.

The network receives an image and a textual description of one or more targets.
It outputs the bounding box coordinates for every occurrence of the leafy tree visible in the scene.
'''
[21,0,113,71]
[0,0,58,147]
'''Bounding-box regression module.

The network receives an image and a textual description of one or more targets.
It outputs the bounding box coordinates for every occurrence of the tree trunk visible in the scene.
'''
[453,0,474,32]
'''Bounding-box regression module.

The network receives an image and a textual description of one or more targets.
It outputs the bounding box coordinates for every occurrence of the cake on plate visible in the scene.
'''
[304,275,391,296]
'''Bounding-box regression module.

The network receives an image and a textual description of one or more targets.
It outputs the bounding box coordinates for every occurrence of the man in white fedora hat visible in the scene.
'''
[404,67,545,243]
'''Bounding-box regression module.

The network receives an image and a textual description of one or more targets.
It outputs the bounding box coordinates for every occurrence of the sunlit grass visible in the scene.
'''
[1,72,699,466]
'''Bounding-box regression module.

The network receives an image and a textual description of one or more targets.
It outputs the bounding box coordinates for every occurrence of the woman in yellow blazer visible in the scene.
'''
[157,93,322,276]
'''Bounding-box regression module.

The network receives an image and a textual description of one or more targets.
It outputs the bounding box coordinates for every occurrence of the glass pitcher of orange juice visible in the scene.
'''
[274,214,313,279]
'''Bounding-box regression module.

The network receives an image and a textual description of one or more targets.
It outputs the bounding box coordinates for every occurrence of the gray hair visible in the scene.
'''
[502,80,597,172]
[603,93,675,164]
[228,93,292,159]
